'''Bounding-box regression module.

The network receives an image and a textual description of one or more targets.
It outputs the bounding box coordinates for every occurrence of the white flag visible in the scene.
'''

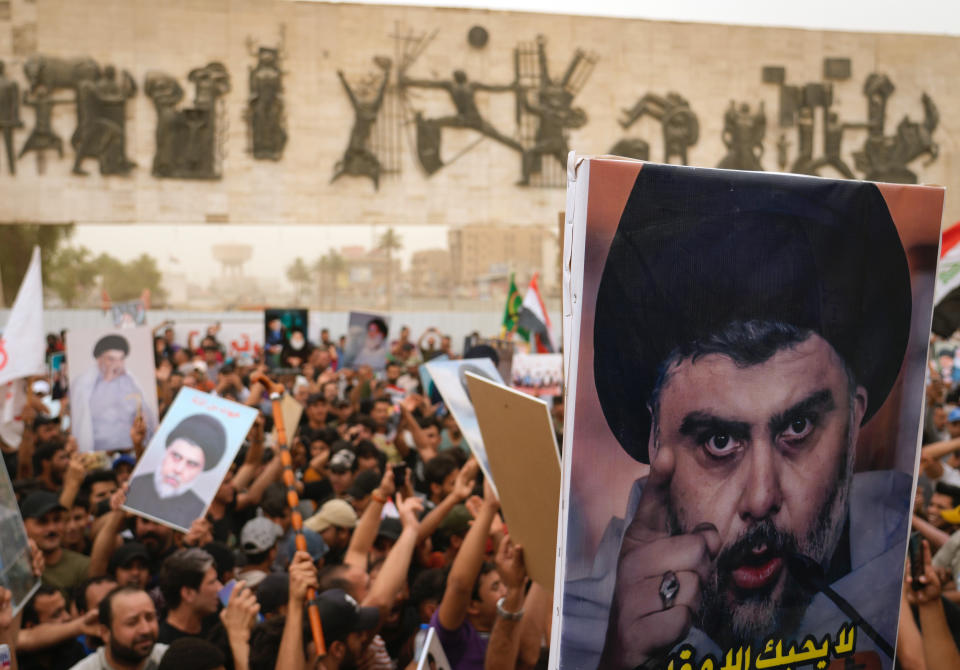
[0,247,46,386]
[0,379,26,448]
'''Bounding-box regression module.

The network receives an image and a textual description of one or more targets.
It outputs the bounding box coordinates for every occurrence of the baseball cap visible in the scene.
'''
[241,518,283,554]
[328,449,356,474]
[256,573,290,616]
[438,504,473,537]
[109,542,150,573]
[347,470,380,500]
[281,528,328,564]
[948,408,960,424]
[20,491,66,519]
[315,588,379,643]
[33,414,60,427]
[942,505,960,525]
[31,380,51,395]
[376,517,403,543]
[112,453,137,470]
[304,499,358,533]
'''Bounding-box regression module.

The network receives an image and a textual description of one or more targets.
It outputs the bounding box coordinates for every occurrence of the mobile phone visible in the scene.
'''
[392,463,407,488]
[218,579,237,607]
[909,532,924,590]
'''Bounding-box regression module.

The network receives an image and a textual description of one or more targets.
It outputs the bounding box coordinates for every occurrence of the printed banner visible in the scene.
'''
[511,352,562,397]
[66,326,159,453]
[552,158,944,670]
[123,387,257,533]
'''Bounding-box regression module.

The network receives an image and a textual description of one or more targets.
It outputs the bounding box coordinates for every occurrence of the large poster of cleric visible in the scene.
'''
[553,158,944,670]
[66,326,159,453]
[123,387,257,533]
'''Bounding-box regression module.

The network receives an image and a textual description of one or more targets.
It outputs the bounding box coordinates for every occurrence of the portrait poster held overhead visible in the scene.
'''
[553,157,944,670]
[424,357,504,495]
[0,456,40,615]
[264,308,309,370]
[123,387,258,533]
[343,310,391,371]
[66,326,159,453]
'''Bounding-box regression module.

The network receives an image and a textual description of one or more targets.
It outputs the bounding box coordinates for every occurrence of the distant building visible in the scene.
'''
[409,248,452,296]
[448,224,549,290]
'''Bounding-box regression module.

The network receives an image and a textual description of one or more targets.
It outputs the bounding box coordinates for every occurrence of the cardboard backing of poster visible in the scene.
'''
[551,155,944,670]
[467,372,561,589]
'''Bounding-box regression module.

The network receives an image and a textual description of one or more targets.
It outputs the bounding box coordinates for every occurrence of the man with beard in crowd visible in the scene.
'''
[69,586,167,670]
[564,167,916,669]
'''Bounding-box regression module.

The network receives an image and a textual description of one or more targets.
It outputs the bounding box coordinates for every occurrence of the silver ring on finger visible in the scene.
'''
[658,570,679,610]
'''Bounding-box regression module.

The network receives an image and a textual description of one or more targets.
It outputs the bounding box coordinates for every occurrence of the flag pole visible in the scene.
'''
[250,372,326,658]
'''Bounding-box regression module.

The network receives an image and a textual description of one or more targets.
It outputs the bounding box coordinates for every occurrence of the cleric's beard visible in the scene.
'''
[664,428,854,650]
[154,466,184,499]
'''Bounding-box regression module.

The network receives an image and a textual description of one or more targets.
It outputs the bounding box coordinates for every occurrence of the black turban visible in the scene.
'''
[93,334,130,358]
[164,413,227,471]
[593,164,912,464]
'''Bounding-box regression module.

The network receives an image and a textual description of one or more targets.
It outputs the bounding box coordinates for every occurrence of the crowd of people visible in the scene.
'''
[898,339,960,668]
[0,323,558,670]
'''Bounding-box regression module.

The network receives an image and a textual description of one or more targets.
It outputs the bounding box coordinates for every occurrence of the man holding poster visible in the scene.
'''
[558,162,943,670]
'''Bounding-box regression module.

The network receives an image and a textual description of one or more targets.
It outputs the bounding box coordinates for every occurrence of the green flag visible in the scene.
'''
[501,274,527,339]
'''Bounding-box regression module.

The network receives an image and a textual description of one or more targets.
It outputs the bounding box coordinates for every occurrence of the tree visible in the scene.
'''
[0,224,74,306]
[95,252,168,305]
[286,257,311,305]
[313,250,345,310]
[47,246,99,307]
[377,228,402,310]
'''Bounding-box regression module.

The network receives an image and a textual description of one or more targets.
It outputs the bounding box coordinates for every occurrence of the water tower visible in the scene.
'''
[212,244,253,278]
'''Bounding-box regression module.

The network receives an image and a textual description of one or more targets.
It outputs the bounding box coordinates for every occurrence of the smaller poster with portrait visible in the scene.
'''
[424,357,504,495]
[110,299,147,327]
[342,311,391,371]
[66,326,159,453]
[415,626,452,670]
[0,458,40,616]
[511,352,562,397]
[123,387,258,533]
[264,308,309,370]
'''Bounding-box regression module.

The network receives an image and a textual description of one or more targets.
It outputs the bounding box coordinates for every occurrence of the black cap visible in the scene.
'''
[315,588,380,643]
[20,491,66,519]
[165,414,227,471]
[376,517,403,543]
[93,334,130,358]
[108,541,150,573]
[33,414,61,427]
[347,469,380,500]
[256,573,290,616]
[594,164,912,464]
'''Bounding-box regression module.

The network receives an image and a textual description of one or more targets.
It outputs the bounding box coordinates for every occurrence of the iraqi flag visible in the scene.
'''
[517,273,555,353]
[0,246,45,385]
[933,222,960,337]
